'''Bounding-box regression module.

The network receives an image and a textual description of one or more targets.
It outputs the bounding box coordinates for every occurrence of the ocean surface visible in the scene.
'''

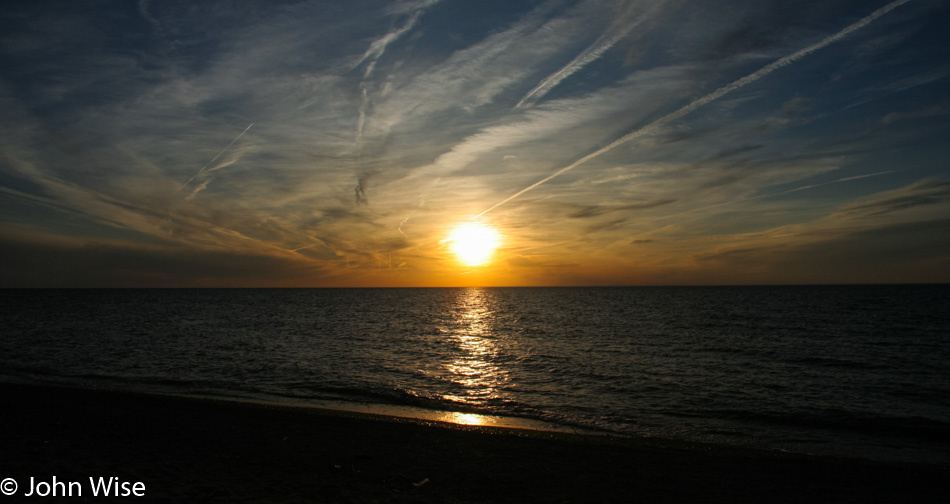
[2,286,948,464]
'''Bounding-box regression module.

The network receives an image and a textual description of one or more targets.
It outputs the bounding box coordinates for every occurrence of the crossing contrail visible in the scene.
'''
[178,122,254,192]
[476,0,911,218]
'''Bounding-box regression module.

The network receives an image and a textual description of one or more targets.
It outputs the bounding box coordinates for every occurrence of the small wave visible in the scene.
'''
[701,408,950,442]
[784,356,890,370]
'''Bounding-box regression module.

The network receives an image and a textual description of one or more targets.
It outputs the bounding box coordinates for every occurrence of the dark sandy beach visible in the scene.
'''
[1,383,945,503]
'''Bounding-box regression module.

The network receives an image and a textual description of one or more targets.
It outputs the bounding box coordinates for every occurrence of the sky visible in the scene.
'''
[1,0,949,287]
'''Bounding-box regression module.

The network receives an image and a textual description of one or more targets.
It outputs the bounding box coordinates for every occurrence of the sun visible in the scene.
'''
[447,222,500,266]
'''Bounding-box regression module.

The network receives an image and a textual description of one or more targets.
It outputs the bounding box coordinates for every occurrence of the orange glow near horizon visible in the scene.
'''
[446,222,500,267]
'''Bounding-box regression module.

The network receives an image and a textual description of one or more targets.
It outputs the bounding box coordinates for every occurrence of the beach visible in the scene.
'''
[0,383,945,503]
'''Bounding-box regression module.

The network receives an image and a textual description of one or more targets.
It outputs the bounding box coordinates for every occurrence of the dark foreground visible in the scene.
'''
[1,383,946,503]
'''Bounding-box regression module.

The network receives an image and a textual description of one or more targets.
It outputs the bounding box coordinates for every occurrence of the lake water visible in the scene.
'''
[2,285,948,463]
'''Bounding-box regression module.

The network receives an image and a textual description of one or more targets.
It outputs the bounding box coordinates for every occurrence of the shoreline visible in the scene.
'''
[2,382,946,502]
[0,375,608,436]
[169,391,612,437]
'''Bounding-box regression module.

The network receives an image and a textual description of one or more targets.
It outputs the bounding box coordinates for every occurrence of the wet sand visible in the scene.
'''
[1,382,945,503]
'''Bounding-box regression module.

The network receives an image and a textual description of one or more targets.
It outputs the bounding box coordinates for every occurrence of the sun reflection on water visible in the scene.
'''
[439,412,491,426]
[440,288,511,408]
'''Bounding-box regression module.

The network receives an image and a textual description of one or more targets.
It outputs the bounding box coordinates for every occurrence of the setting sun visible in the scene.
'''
[447,222,500,266]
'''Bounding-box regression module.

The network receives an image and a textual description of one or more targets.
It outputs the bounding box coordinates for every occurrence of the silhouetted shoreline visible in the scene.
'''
[1,382,945,503]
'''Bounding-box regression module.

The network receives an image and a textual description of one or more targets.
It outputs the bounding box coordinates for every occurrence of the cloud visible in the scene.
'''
[515,1,669,108]
[352,1,444,144]
[360,4,569,137]
[881,101,950,125]
[402,63,694,184]
[507,255,577,269]
[838,179,950,217]
[477,0,914,217]
[353,9,427,75]
[568,199,677,219]
[354,173,372,205]
[0,0,946,287]
[690,219,950,284]
[0,232,325,288]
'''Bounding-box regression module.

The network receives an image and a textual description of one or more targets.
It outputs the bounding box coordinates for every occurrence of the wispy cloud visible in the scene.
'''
[1,0,945,286]
[353,10,426,76]
[352,2,442,146]
[516,1,666,108]
[568,199,676,219]
[838,179,950,217]
[478,0,914,217]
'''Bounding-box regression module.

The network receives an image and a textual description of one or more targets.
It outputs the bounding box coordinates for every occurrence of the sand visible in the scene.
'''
[1,382,945,503]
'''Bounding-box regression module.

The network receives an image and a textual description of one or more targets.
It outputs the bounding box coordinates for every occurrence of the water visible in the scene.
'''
[2,286,948,463]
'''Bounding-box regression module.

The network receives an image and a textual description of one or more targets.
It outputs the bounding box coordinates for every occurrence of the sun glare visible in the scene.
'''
[448,222,500,266]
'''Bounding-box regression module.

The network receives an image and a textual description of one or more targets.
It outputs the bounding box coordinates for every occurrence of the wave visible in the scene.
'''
[695,408,950,442]
[784,356,894,370]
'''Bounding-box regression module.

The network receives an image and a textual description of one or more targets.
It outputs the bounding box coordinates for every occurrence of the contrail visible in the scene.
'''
[178,123,254,192]
[477,0,911,218]
[396,176,440,238]
[655,170,896,222]
[398,216,410,238]
[515,1,663,109]
[784,170,895,193]
[352,11,423,74]
[516,26,635,109]
[353,8,431,144]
